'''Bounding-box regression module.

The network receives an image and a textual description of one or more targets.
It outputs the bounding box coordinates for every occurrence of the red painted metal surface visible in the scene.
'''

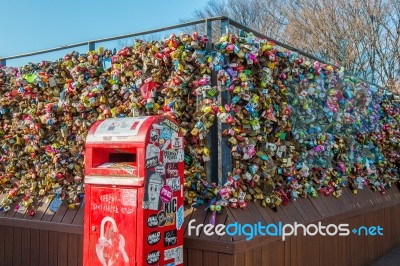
[84,116,184,266]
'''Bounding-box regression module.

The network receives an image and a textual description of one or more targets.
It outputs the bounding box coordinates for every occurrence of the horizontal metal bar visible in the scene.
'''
[228,19,335,67]
[228,19,386,90]
[0,15,387,91]
[0,16,227,61]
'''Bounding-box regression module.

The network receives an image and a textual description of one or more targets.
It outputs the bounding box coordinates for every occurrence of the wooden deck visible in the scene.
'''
[0,187,399,265]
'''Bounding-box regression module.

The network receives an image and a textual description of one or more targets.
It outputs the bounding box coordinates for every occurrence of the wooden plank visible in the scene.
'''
[51,202,70,224]
[22,196,44,220]
[308,196,328,218]
[355,215,364,265]
[289,236,297,266]
[350,216,357,266]
[184,247,188,266]
[77,234,83,265]
[30,229,40,266]
[218,253,234,266]
[209,211,228,241]
[343,224,351,265]
[292,199,311,221]
[261,244,270,266]
[280,201,304,224]
[187,249,203,266]
[3,199,22,219]
[320,194,340,216]
[223,208,247,241]
[12,205,28,220]
[252,244,263,265]
[273,206,291,225]
[48,231,59,266]
[366,211,376,263]
[0,196,19,218]
[183,206,194,236]
[0,226,4,266]
[275,240,285,266]
[338,188,357,212]
[253,201,277,224]
[21,227,31,266]
[218,214,233,242]
[184,236,234,254]
[297,197,321,222]
[68,234,78,266]
[4,226,13,266]
[203,250,219,266]
[58,232,69,266]
[244,248,254,266]
[72,205,84,225]
[355,188,374,209]
[40,199,56,222]
[310,235,320,266]
[261,204,281,225]
[61,207,79,224]
[186,204,209,239]
[13,227,22,266]
[39,230,49,266]
[234,251,245,266]
[333,233,340,266]
[0,216,83,235]
[284,237,292,266]
[202,208,228,241]
[291,233,306,266]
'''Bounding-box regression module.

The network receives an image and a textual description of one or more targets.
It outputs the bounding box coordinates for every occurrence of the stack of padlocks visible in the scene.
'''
[0,32,399,215]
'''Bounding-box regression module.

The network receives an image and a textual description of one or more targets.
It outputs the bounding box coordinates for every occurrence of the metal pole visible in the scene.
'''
[218,18,232,186]
[88,42,95,52]
[204,19,218,184]
[371,15,376,84]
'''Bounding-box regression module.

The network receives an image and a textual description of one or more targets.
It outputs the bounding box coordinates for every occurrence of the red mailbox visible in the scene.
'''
[83,116,185,266]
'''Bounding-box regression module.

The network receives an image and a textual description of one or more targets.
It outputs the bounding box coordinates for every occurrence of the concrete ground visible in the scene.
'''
[372,245,400,266]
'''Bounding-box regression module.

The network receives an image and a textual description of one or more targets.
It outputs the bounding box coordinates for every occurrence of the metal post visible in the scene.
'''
[88,42,95,52]
[204,20,219,184]
[0,59,6,67]
[205,19,212,51]
[371,15,376,84]
[217,18,232,185]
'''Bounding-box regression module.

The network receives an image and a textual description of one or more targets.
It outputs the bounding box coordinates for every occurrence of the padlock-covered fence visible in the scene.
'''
[0,16,399,215]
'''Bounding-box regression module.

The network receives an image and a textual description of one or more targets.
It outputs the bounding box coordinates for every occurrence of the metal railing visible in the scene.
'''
[0,16,390,185]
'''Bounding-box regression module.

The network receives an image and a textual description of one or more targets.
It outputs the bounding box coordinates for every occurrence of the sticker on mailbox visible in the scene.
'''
[164,197,177,214]
[176,205,184,230]
[166,177,180,192]
[143,170,163,210]
[147,231,161,245]
[164,229,178,247]
[121,189,137,207]
[165,213,175,227]
[147,250,160,265]
[147,214,159,228]
[163,149,184,163]
[172,137,183,149]
[157,211,167,227]
[160,185,173,203]
[166,164,179,179]
[162,119,179,132]
[164,245,183,265]
[92,117,149,139]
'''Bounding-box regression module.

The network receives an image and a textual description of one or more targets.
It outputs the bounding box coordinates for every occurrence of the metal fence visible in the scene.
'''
[0,16,389,185]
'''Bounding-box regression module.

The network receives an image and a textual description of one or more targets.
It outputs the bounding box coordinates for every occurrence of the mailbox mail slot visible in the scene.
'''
[84,116,185,266]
